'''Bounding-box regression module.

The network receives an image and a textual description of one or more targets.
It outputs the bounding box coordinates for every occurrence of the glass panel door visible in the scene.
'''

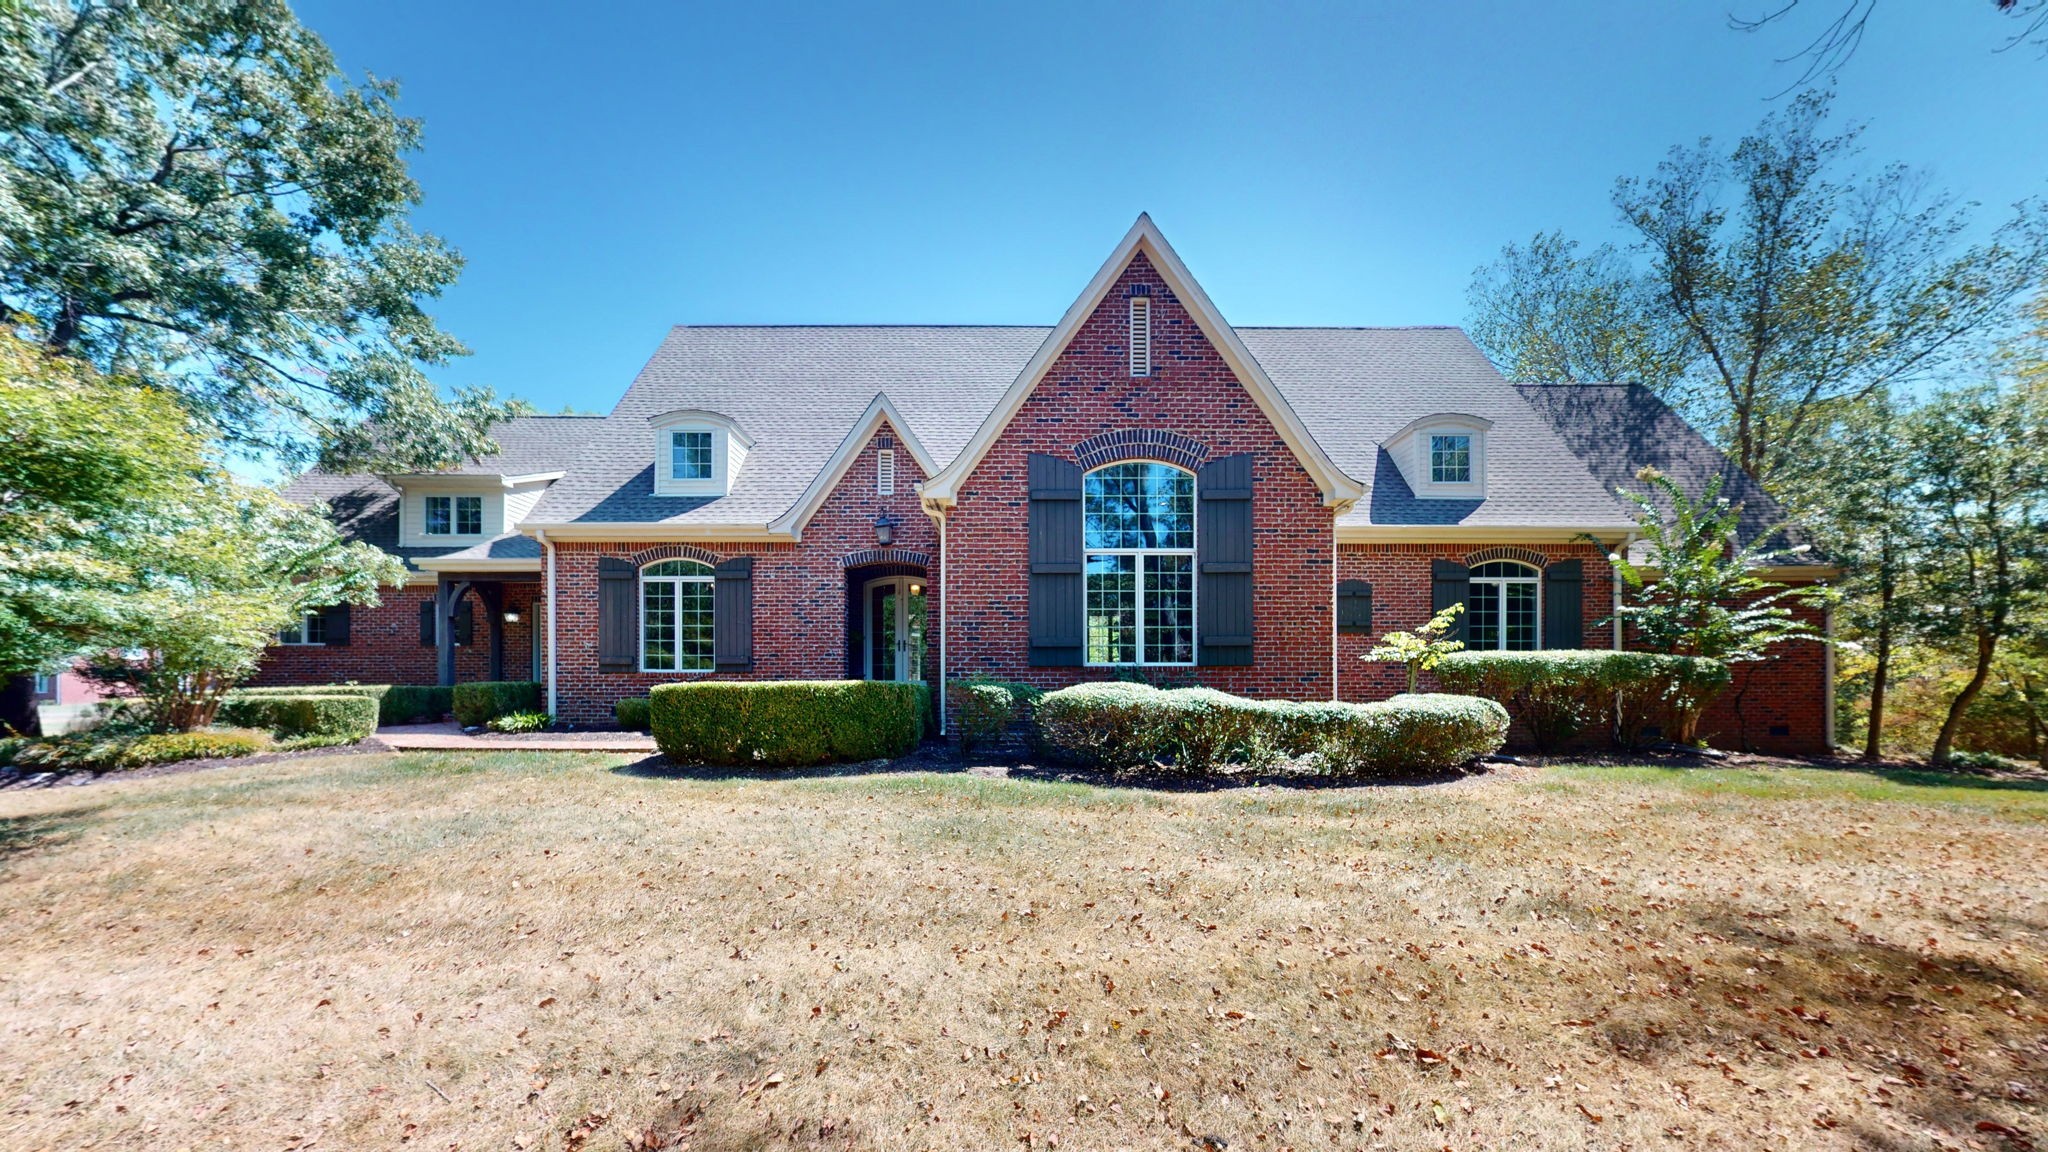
[863,577,928,682]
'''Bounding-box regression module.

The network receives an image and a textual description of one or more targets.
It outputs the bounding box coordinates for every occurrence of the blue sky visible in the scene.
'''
[300,1,2044,414]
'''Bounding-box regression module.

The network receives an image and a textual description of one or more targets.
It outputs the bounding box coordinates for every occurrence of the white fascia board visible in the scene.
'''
[513,520,795,544]
[1335,524,1636,545]
[414,556,544,574]
[769,393,938,534]
[919,213,1367,510]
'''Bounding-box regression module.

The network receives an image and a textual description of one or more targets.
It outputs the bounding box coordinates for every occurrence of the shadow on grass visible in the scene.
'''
[0,807,100,863]
[612,740,1487,793]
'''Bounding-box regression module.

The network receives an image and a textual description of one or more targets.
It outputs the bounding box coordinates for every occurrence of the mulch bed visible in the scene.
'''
[0,737,395,791]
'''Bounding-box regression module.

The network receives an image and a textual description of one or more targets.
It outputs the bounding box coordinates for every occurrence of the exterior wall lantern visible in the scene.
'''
[873,514,897,547]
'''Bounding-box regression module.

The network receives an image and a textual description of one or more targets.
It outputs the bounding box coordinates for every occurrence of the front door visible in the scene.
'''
[864,576,927,682]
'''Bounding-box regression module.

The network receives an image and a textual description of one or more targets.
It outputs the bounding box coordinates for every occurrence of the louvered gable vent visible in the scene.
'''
[877,448,896,495]
[1128,295,1151,377]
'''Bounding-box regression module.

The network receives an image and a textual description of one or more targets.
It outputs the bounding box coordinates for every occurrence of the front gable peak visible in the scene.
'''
[918,215,1365,510]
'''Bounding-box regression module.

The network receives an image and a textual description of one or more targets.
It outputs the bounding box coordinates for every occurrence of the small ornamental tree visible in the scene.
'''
[85,476,404,731]
[1606,467,1834,743]
[1368,603,1466,693]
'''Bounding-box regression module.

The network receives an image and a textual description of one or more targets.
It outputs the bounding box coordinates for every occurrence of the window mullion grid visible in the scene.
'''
[1087,545,1194,666]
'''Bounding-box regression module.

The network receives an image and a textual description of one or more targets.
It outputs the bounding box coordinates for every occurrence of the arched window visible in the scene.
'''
[641,559,715,672]
[1467,561,1540,651]
[1083,461,1195,665]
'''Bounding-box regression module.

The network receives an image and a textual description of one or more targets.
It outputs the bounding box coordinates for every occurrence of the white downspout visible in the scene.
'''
[1610,532,1634,651]
[1331,527,1340,702]
[936,512,948,736]
[538,529,557,717]
[1823,602,1837,750]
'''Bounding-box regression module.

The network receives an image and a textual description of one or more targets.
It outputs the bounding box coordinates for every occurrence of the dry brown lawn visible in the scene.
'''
[0,752,2043,1151]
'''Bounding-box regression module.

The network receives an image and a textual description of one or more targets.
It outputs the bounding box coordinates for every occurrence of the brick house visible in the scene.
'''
[262,216,1836,751]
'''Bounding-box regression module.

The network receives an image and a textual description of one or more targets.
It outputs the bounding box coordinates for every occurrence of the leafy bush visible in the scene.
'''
[950,678,1043,754]
[452,681,541,728]
[115,730,270,767]
[1033,682,1170,769]
[230,684,386,699]
[488,710,554,734]
[649,680,928,767]
[5,727,270,773]
[1435,650,1730,750]
[0,735,28,766]
[1941,749,2027,773]
[218,693,378,742]
[1036,683,1507,775]
[615,697,651,733]
[381,684,453,725]
[1294,694,1509,776]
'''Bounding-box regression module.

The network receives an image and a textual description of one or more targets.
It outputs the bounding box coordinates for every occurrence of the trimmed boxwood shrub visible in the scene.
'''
[950,678,1044,754]
[1035,683,1508,775]
[615,697,651,733]
[649,680,929,767]
[381,684,453,725]
[1435,650,1730,750]
[452,681,541,728]
[218,693,379,742]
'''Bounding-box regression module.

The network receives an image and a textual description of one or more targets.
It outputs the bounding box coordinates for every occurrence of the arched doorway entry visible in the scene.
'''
[842,554,930,682]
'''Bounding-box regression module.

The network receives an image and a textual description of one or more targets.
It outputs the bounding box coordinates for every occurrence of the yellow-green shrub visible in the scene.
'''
[649,680,928,767]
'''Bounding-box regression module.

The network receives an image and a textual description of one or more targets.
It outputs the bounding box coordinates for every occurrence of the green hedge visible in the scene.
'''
[1434,650,1730,750]
[649,680,929,767]
[1035,683,1508,775]
[381,685,453,725]
[949,678,1044,754]
[615,697,651,733]
[217,693,379,742]
[452,681,541,728]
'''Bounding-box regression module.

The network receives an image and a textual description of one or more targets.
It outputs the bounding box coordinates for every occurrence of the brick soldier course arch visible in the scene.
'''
[625,543,728,569]
[1463,546,1551,569]
[1072,428,1210,471]
[839,548,931,570]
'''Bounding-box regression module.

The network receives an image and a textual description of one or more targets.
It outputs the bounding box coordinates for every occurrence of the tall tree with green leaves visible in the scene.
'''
[1469,90,2047,495]
[0,0,519,470]
[1787,398,1918,760]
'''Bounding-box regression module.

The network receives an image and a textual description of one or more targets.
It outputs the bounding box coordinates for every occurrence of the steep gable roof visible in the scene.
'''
[917,214,1365,510]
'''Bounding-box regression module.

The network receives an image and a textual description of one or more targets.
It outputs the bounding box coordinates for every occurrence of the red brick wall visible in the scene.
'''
[1336,542,1617,700]
[550,419,939,723]
[940,251,1336,699]
[1697,598,1831,754]
[250,581,542,690]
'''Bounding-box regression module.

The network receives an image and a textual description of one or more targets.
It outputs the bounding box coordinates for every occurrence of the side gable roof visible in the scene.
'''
[917,214,1366,510]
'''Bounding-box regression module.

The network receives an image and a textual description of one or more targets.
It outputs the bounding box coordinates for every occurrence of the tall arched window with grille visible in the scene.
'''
[1083,461,1195,665]
[641,559,715,672]
[1466,561,1540,651]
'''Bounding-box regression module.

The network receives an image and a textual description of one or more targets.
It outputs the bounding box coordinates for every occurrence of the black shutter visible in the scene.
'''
[418,600,436,646]
[1431,560,1470,645]
[714,557,753,669]
[453,601,474,647]
[1027,453,1084,666]
[322,604,351,647]
[1336,579,1373,634]
[1543,559,1584,649]
[597,557,636,672]
[1197,453,1254,667]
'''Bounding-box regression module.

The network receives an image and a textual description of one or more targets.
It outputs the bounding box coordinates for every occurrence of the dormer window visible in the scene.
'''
[671,430,714,481]
[425,495,483,536]
[1386,413,1492,499]
[650,409,753,497]
[1430,434,1472,484]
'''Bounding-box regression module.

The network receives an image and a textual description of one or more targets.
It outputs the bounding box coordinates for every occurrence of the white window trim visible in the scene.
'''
[278,611,327,647]
[1081,461,1197,667]
[1428,433,1474,485]
[422,494,486,538]
[1466,562,1541,652]
[638,560,716,674]
[1389,416,1491,499]
[649,409,753,498]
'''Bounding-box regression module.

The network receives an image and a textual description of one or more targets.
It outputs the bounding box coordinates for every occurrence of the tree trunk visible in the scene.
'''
[1930,629,1997,768]
[1861,609,1893,762]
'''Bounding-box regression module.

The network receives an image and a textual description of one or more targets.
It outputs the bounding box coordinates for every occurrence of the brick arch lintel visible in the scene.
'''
[1463,546,1550,570]
[840,548,931,570]
[1072,428,1211,472]
[627,543,726,569]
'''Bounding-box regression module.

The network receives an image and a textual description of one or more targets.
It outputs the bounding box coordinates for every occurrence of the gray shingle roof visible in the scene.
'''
[530,324,1639,531]
[1512,382,1808,556]
[282,414,601,569]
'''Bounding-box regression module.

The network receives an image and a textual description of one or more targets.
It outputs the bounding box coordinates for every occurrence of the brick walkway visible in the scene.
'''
[376,722,656,753]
